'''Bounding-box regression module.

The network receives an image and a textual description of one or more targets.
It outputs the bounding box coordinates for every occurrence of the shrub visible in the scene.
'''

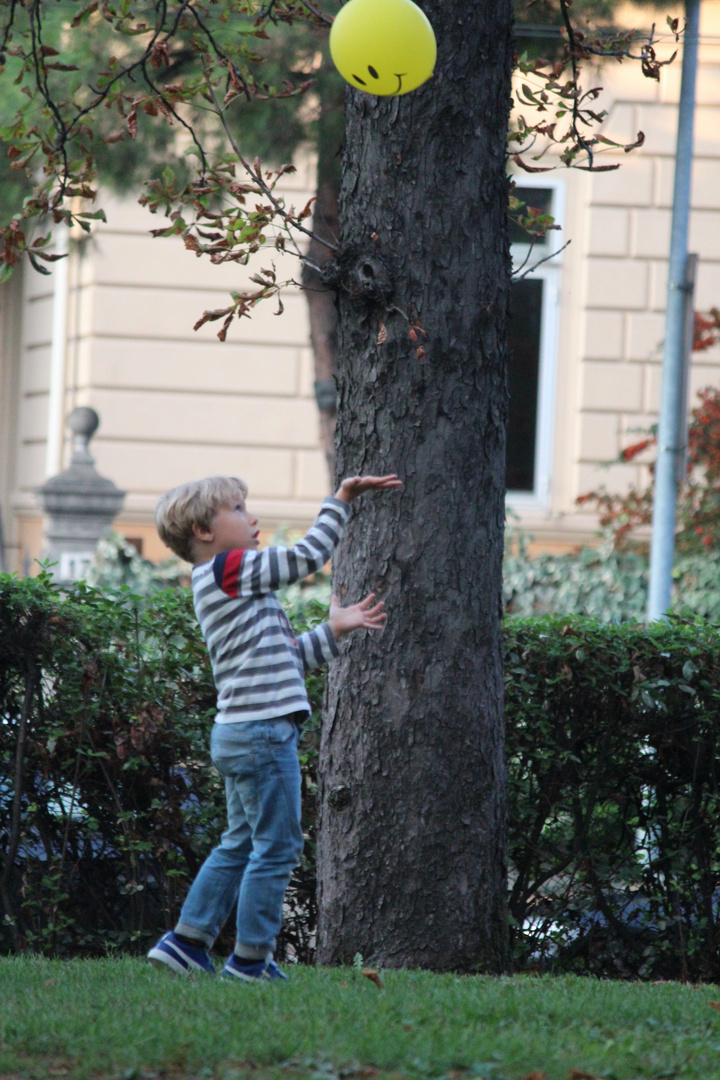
[4,574,720,980]
[505,615,720,981]
[87,533,187,594]
[0,571,221,957]
[576,383,720,553]
[0,570,324,962]
[503,531,720,623]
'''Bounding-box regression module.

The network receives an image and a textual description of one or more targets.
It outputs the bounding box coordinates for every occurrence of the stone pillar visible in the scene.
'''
[36,407,125,584]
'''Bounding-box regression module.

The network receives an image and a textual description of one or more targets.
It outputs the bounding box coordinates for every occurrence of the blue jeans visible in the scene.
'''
[175,718,304,956]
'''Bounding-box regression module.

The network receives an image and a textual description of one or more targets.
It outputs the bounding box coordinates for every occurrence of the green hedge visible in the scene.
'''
[0,571,323,961]
[2,573,720,979]
[505,616,720,980]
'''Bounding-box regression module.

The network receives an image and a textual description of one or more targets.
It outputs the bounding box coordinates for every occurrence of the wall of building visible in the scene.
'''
[5,3,720,570]
[8,151,328,571]
[510,1,720,551]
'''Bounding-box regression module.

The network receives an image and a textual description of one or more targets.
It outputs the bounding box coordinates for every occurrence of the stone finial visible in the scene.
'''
[67,405,100,465]
[35,408,126,584]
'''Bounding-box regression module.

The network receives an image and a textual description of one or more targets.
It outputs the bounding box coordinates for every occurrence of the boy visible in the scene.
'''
[147,472,401,981]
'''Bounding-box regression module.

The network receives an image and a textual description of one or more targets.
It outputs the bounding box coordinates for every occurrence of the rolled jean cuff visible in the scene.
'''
[235,943,271,961]
[175,922,215,948]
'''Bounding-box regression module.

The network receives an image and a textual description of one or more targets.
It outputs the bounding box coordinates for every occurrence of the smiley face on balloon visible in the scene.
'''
[329,0,437,97]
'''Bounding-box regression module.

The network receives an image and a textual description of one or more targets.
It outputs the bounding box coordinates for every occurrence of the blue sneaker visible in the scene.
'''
[147,931,215,976]
[221,954,287,982]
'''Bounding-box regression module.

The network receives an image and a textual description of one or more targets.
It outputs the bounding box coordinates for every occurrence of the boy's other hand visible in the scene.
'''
[329,593,387,639]
[335,474,402,503]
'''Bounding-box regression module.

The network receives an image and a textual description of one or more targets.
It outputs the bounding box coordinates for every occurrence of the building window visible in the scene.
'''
[506,178,564,505]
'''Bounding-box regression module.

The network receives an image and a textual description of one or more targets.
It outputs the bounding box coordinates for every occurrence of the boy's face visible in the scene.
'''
[205,497,260,554]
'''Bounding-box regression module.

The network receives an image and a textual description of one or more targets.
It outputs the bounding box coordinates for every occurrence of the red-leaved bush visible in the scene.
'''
[577,311,720,551]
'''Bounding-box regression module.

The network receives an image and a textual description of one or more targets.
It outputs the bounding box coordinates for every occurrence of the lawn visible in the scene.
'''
[1,959,720,1080]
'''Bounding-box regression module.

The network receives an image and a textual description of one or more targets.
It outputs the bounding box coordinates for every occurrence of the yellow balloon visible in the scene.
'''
[329,0,436,97]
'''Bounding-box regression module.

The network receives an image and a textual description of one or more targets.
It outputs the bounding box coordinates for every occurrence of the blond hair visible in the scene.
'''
[155,476,249,563]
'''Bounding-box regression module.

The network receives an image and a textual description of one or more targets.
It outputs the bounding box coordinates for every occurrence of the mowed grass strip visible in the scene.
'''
[2,959,720,1080]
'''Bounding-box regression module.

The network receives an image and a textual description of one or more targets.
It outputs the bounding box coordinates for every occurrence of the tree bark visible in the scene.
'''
[316,0,514,973]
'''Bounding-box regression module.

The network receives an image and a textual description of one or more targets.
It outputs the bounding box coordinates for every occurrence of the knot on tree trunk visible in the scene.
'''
[327,784,352,809]
[321,244,393,306]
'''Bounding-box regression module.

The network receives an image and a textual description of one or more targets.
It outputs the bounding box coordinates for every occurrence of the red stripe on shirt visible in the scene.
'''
[221,549,244,597]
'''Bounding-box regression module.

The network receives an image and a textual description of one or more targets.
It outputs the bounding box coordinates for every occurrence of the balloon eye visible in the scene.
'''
[368,65,379,79]
[353,74,367,85]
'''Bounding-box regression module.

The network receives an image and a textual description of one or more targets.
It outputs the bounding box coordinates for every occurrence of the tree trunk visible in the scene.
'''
[316,0,514,973]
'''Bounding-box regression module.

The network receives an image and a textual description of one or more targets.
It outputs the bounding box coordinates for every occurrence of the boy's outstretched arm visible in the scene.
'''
[211,476,400,600]
[328,593,387,640]
[335,474,402,503]
[296,593,386,671]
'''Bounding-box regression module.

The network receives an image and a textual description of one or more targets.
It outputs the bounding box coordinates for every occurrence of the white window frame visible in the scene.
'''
[506,175,565,511]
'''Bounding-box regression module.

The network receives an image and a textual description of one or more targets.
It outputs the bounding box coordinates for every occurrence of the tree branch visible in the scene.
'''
[513,239,571,281]
[202,69,338,257]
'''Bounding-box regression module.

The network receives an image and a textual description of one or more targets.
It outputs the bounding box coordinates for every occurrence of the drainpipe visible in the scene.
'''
[646,0,701,622]
[45,223,70,478]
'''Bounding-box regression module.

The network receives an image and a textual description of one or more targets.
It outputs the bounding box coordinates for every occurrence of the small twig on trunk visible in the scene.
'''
[513,239,571,280]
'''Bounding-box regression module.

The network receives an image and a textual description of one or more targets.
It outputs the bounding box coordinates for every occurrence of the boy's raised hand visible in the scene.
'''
[328,593,387,640]
[335,474,402,503]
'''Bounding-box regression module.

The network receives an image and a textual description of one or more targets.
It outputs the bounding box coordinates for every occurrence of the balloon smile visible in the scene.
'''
[393,73,406,93]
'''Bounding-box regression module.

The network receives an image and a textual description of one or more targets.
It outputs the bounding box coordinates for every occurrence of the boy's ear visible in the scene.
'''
[192,522,214,544]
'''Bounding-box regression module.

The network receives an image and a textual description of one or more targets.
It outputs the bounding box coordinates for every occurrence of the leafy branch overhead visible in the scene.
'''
[0,0,681,336]
[0,0,331,315]
[510,6,680,174]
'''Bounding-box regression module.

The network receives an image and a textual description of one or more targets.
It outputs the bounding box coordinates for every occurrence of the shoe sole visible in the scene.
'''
[221,968,265,983]
[147,947,214,976]
[148,949,188,975]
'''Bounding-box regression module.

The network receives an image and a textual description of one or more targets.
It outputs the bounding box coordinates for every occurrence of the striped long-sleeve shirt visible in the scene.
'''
[191,497,351,723]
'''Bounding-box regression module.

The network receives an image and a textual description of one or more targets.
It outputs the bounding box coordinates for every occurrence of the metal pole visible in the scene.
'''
[646,0,701,622]
[677,252,698,487]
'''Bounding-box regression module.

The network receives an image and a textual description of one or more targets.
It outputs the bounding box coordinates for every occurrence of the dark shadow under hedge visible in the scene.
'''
[2,572,720,979]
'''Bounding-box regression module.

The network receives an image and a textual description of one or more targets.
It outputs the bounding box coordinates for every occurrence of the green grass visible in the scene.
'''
[2,960,720,1080]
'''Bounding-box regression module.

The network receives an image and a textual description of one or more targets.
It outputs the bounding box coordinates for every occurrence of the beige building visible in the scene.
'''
[1,2,720,573]
[1,156,325,571]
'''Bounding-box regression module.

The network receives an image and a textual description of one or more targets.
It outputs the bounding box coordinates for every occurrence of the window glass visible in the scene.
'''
[507,277,543,492]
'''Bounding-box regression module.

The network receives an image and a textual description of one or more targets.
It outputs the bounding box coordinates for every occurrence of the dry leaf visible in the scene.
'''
[376,322,387,345]
[709,1001,720,1011]
[569,1071,601,1080]
[416,346,425,361]
[360,967,383,988]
